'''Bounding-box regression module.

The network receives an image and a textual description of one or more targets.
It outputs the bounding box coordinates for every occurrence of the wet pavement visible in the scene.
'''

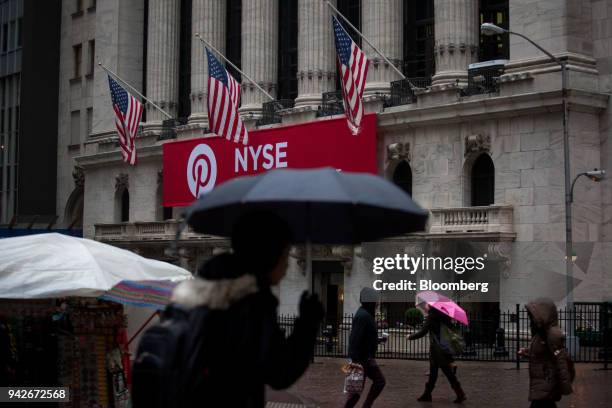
[267,358,612,408]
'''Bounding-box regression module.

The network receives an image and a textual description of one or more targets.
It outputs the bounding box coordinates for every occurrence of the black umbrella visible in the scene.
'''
[186,168,428,288]
[186,167,428,244]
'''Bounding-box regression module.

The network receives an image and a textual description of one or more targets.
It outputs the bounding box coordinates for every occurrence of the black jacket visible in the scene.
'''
[170,254,319,407]
[348,306,378,364]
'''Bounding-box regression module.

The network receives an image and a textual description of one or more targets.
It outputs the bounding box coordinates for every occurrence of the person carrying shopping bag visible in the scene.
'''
[344,287,386,408]
[407,305,466,403]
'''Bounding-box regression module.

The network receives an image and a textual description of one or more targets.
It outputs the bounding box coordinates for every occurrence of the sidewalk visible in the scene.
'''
[267,358,612,408]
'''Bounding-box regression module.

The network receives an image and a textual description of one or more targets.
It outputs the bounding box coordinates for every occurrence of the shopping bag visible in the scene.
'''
[342,362,364,394]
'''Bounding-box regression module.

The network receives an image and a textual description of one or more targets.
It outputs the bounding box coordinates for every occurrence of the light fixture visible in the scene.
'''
[480,23,507,36]
[586,169,606,182]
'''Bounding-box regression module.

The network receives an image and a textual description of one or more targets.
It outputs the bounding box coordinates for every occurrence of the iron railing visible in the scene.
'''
[460,65,503,97]
[158,117,189,140]
[383,77,432,108]
[256,99,295,126]
[317,90,345,117]
[279,303,612,365]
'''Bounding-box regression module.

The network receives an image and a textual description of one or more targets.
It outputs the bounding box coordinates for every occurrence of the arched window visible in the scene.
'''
[471,154,494,206]
[393,160,413,196]
[120,189,129,222]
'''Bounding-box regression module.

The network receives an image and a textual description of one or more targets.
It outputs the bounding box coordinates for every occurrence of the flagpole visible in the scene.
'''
[98,61,173,119]
[194,33,276,102]
[324,0,419,89]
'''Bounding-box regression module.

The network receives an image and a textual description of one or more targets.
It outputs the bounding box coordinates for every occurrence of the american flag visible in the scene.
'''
[107,75,143,165]
[333,16,369,135]
[206,48,248,145]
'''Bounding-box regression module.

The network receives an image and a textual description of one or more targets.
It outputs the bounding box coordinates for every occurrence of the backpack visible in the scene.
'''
[438,323,465,356]
[131,304,212,408]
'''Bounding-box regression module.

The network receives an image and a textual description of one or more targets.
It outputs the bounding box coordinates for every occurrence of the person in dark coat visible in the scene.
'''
[407,305,466,403]
[518,298,573,408]
[344,287,386,408]
[171,212,324,408]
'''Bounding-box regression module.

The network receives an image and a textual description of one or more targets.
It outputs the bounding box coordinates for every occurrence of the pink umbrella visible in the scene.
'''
[416,291,469,326]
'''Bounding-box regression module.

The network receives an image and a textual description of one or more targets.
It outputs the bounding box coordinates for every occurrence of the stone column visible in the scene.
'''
[294,0,335,108]
[362,0,403,95]
[189,0,226,125]
[146,0,180,125]
[240,0,278,115]
[432,0,478,86]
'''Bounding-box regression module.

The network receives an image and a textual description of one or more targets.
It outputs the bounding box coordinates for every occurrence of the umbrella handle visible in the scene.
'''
[128,311,159,345]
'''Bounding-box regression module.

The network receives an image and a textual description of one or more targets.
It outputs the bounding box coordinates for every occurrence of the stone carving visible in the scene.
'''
[290,245,355,276]
[72,166,84,188]
[387,142,410,162]
[487,242,513,279]
[464,134,491,157]
[115,173,129,192]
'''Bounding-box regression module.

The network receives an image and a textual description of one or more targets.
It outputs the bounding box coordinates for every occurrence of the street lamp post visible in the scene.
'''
[480,22,574,302]
[481,23,607,353]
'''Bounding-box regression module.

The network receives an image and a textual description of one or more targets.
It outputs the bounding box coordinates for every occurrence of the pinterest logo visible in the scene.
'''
[187,144,218,198]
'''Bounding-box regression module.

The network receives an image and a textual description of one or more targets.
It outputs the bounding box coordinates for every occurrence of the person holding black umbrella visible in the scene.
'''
[171,211,324,407]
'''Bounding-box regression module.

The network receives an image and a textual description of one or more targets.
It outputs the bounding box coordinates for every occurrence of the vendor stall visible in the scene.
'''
[0,233,191,407]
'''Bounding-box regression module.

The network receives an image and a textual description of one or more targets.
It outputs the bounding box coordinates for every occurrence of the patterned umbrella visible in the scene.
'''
[99,280,181,310]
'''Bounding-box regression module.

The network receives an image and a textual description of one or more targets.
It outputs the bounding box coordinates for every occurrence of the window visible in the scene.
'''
[9,21,15,51]
[70,110,80,145]
[404,0,434,78]
[335,0,361,91]
[336,0,361,45]
[471,154,495,206]
[86,107,93,136]
[178,0,192,119]
[479,0,509,61]
[88,40,95,75]
[121,189,129,222]
[89,0,97,10]
[277,0,297,100]
[73,44,82,78]
[76,0,84,13]
[16,18,22,48]
[226,0,242,80]
[2,24,8,53]
[393,160,413,196]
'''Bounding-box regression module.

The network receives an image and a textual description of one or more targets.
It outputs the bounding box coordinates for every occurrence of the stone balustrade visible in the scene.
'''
[429,205,514,234]
[94,221,212,242]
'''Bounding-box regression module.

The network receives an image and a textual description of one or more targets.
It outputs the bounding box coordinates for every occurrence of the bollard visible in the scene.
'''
[494,327,509,357]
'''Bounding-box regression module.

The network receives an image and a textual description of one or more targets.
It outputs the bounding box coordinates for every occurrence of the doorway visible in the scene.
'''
[312,261,345,331]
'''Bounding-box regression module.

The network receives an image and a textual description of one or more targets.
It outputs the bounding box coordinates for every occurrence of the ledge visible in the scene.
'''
[379,88,609,129]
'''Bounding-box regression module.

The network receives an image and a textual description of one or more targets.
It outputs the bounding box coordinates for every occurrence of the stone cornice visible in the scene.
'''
[378,89,609,130]
[75,144,163,169]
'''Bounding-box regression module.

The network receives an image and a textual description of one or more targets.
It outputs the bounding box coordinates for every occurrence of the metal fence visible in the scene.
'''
[317,91,345,117]
[256,99,295,126]
[279,303,612,365]
[384,77,432,108]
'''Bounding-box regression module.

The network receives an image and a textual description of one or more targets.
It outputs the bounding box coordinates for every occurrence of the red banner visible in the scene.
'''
[163,114,377,207]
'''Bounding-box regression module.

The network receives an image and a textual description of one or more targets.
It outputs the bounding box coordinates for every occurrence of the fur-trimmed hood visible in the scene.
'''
[171,274,258,310]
